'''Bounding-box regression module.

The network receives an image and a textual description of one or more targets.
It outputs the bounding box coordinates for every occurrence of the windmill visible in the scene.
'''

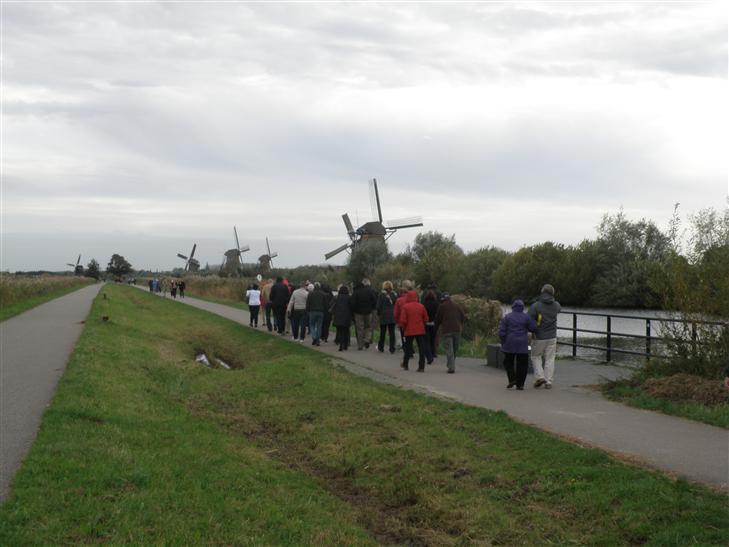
[67,254,83,276]
[177,243,200,272]
[258,237,278,272]
[221,226,250,275]
[324,178,423,260]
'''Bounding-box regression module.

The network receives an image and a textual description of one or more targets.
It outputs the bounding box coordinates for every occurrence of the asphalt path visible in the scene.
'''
[0,283,102,502]
[155,290,729,490]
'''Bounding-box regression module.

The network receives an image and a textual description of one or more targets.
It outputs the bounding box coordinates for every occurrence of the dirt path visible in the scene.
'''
[0,283,103,502]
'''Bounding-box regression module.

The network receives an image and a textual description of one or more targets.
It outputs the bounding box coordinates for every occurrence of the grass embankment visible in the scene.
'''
[0,275,95,322]
[2,284,726,545]
[603,374,729,429]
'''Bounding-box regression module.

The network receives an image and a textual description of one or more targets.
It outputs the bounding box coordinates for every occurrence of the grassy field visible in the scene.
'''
[2,284,726,545]
[0,275,95,322]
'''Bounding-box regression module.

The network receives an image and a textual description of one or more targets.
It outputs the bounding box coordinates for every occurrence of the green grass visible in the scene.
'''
[603,384,729,429]
[0,278,95,322]
[185,291,249,311]
[2,284,726,545]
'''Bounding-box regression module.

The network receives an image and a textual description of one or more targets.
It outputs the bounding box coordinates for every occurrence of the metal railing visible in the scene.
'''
[557,309,728,362]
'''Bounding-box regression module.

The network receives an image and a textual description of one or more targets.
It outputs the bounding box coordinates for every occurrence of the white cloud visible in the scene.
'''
[1,1,726,271]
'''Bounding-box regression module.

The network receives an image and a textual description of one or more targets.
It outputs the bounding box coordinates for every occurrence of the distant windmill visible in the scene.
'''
[177,243,200,272]
[258,237,278,272]
[221,226,250,275]
[325,178,423,260]
[67,254,83,276]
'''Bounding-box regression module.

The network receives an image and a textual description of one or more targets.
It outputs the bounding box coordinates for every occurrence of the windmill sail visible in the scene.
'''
[325,243,352,260]
[387,216,424,229]
[369,178,383,223]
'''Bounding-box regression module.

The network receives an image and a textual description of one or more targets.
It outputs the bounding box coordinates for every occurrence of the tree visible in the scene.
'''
[407,231,464,289]
[85,259,100,280]
[347,240,392,282]
[107,254,133,278]
[491,242,568,303]
[451,246,510,298]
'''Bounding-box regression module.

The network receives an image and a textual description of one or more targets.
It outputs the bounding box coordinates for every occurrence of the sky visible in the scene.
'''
[1,1,727,272]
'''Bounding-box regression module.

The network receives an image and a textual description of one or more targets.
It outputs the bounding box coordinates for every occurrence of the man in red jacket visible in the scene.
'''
[398,290,431,372]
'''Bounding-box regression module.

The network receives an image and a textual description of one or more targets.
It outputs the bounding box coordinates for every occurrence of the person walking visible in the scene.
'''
[394,280,413,354]
[321,284,334,343]
[499,299,537,389]
[423,289,440,360]
[398,290,430,371]
[376,281,398,354]
[287,281,310,342]
[178,280,186,298]
[260,279,273,331]
[529,284,562,389]
[434,292,466,374]
[351,279,377,350]
[246,283,262,327]
[269,277,289,335]
[170,280,178,299]
[306,282,327,346]
[330,285,353,351]
[148,279,154,292]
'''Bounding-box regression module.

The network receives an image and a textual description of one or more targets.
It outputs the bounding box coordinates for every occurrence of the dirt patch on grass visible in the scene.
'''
[641,373,729,407]
[187,397,468,546]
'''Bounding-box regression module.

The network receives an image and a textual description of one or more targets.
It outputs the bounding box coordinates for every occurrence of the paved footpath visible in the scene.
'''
[0,283,102,502]
[159,292,729,491]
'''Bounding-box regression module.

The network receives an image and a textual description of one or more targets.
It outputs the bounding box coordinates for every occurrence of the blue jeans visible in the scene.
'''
[308,311,324,343]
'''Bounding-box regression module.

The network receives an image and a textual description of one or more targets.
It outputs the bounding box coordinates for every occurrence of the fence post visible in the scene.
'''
[646,319,651,360]
[606,316,612,362]
[572,313,577,357]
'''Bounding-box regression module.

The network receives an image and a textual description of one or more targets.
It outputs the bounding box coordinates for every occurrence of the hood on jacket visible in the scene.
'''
[539,293,555,304]
[511,299,525,312]
[405,290,418,303]
[338,285,349,295]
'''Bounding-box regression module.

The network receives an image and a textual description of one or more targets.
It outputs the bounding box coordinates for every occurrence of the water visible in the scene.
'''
[501,305,683,365]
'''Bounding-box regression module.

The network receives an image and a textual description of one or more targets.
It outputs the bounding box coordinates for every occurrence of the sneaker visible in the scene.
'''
[545,383,552,389]
[516,386,524,391]
[534,378,546,388]
[447,370,455,374]
[507,382,516,389]
[416,368,424,373]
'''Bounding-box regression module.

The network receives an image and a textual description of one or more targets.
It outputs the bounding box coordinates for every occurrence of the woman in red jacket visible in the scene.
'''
[398,290,430,372]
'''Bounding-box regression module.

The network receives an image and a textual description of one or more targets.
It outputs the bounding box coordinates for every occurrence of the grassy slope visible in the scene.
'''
[1,285,727,545]
[602,383,729,429]
[0,279,95,322]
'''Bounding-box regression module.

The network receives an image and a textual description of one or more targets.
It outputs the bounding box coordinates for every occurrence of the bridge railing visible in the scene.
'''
[557,310,728,362]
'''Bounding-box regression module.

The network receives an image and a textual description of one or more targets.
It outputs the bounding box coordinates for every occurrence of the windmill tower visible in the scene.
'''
[67,254,83,276]
[324,178,424,260]
[177,243,200,272]
[221,226,250,275]
[258,237,278,273]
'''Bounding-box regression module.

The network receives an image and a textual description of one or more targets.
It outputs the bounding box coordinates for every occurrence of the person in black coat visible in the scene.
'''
[321,284,334,343]
[268,277,290,335]
[376,280,398,353]
[330,285,353,351]
[423,289,440,360]
[351,279,378,349]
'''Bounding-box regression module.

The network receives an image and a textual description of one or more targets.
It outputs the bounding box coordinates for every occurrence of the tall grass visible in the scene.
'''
[0,274,94,320]
[182,275,259,302]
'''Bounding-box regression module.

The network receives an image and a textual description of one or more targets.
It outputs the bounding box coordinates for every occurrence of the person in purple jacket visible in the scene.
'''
[499,299,538,390]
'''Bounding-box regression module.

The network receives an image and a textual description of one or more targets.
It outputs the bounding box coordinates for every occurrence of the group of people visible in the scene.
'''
[147,277,186,299]
[246,277,468,374]
[245,277,564,388]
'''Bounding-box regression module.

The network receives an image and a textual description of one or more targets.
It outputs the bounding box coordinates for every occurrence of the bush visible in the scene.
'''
[450,294,503,341]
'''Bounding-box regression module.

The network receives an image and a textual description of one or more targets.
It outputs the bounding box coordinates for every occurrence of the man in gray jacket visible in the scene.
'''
[529,284,561,389]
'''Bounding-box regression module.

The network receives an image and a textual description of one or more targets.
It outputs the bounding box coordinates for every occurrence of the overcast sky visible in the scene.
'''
[1,1,727,272]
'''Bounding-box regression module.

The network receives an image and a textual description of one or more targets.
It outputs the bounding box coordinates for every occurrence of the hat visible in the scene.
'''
[440,292,450,301]
[541,284,555,296]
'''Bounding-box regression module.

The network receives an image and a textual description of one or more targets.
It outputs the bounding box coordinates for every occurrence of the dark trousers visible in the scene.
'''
[273,305,286,334]
[322,312,332,342]
[249,305,260,326]
[403,335,427,370]
[335,325,350,350]
[291,310,306,340]
[265,302,273,331]
[503,352,529,388]
[378,323,396,353]
[425,324,437,357]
